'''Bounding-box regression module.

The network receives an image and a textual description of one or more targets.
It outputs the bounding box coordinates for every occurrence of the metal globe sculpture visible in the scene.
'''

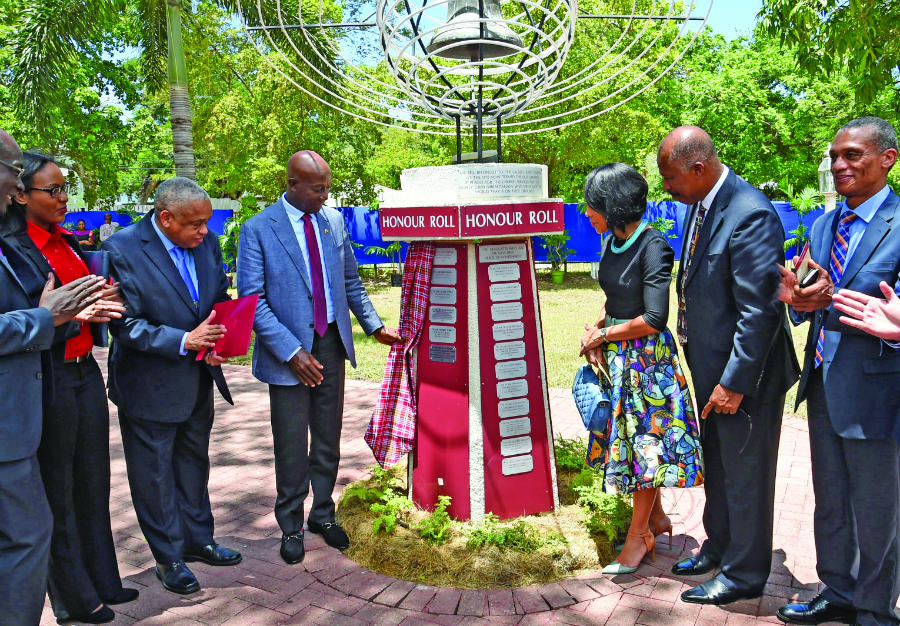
[234,0,713,146]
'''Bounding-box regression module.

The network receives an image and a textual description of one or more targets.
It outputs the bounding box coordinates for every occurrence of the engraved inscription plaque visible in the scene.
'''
[433,247,458,265]
[432,267,458,285]
[494,341,526,361]
[490,282,522,302]
[496,378,528,399]
[430,286,457,305]
[429,305,457,324]
[501,436,533,457]
[488,263,520,282]
[502,454,534,476]
[499,417,531,438]
[492,321,524,341]
[429,325,456,344]
[428,344,456,363]
[495,360,527,380]
[491,302,524,321]
[498,397,530,418]
[479,243,527,264]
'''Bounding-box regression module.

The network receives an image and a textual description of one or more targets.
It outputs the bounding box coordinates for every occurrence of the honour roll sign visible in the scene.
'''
[380,201,564,241]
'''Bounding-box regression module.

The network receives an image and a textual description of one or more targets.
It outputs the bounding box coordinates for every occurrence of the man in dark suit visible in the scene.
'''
[657,126,800,605]
[104,177,241,595]
[775,116,900,626]
[0,128,105,625]
[237,150,400,565]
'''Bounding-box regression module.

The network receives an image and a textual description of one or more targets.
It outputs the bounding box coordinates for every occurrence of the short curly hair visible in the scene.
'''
[583,162,648,233]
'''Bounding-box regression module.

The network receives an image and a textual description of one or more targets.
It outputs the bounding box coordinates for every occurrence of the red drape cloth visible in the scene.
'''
[365,242,435,467]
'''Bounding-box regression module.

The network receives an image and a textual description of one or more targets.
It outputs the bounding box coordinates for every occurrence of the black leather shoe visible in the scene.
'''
[681,577,761,605]
[103,587,139,605]
[307,519,350,550]
[155,561,200,594]
[776,594,857,624]
[58,605,115,624]
[184,542,242,566]
[671,553,720,576]
[281,531,305,564]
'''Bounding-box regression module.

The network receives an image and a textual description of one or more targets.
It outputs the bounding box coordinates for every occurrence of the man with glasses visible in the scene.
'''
[0,129,106,624]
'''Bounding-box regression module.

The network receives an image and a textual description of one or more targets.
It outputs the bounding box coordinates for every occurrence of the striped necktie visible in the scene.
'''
[814,211,859,367]
[677,202,709,345]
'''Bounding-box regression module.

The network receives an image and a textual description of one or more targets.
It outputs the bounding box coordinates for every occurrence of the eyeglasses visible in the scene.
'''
[28,182,70,198]
[0,158,25,183]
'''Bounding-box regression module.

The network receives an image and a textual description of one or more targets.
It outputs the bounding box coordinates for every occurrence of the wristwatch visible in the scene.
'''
[598,326,609,342]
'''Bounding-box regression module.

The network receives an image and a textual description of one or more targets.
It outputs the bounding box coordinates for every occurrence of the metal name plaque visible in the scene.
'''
[428,344,457,363]
[490,282,522,302]
[502,454,534,476]
[430,286,457,304]
[491,302,524,321]
[432,267,458,285]
[429,305,457,324]
[488,263,520,282]
[499,417,531,438]
[493,321,524,341]
[501,436,533,457]
[479,243,527,263]
[496,378,528,399]
[495,360,527,380]
[433,247,458,265]
[429,325,456,344]
[498,397,530,418]
[494,341,526,361]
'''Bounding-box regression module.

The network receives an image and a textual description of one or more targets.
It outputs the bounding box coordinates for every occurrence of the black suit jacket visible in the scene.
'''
[676,170,800,406]
[794,190,900,442]
[104,212,232,423]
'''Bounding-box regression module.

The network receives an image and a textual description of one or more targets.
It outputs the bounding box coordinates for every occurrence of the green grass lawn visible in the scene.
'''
[234,263,810,418]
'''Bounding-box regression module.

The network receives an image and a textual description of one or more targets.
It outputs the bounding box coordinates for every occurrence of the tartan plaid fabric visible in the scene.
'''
[677,203,709,345]
[815,211,859,367]
[365,242,436,467]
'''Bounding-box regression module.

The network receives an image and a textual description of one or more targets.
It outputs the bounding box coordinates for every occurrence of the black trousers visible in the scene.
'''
[39,356,124,618]
[698,390,784,592]
[269,323,346,534]
[119,385,215,564]
[0,454,51,626]
[807,369,900,626]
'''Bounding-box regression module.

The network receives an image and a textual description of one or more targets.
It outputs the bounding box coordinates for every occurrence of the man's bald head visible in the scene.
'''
[0,129,24,214]
[657,126,724,205]
[286,150,332,214]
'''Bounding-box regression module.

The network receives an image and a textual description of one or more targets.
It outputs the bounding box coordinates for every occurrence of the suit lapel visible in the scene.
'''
[139,214,197,312]
[684,172,733,289]
[841,192,898,287]
[0,236,28,292]
[270,201,313,293]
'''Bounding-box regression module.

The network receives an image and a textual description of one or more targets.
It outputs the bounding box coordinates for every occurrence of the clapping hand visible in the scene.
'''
[39,274,106,326]
[832,281,900,341]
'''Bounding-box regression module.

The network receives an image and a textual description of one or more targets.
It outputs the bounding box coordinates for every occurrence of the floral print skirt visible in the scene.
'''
[586,327,704,494]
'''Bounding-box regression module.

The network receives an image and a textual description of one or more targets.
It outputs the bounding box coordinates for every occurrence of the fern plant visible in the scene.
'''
[417,495,454,545]
[783,185,824,253]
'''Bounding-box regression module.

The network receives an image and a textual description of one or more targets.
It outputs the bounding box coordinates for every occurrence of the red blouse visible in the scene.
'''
[27,221,93,359]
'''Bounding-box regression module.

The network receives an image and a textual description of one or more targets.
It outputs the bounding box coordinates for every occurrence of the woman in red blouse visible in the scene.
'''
[2,152,134,624]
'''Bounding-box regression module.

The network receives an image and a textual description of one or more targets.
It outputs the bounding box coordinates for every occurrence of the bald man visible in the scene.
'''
[657,127,799,605]
[237,151,400,564]
[0,130,105,623]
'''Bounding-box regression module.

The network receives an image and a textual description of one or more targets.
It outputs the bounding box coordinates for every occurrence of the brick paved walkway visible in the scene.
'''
[43,352,833,625]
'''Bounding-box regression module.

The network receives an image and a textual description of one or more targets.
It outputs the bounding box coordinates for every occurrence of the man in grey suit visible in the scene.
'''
[776,116,900,626]
[657,127,799,605]
[0,128,105,625]
[237,150,400,564]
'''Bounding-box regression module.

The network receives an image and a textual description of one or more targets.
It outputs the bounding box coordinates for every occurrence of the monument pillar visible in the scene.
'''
[379,163,564,521]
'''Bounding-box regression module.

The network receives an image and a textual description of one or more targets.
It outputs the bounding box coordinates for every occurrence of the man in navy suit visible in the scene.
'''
[0,128,105,625]
[657,127,799,605]
[237,150,400,564]
[104,177,242,596]
[776,116,900,626]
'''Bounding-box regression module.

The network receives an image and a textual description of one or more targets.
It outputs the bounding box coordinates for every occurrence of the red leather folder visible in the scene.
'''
[196,294,259,360]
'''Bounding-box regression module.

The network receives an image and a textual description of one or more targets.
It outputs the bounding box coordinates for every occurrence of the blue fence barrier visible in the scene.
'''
[338,202,825,264]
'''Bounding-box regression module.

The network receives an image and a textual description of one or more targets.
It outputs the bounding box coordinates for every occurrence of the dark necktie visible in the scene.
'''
[814,211,859,367]
[302,214,328,337]
[676,202,709,345]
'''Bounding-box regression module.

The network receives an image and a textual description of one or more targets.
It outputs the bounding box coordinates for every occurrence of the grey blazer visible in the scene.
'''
[676,170,800,406]
[237,200,383,386]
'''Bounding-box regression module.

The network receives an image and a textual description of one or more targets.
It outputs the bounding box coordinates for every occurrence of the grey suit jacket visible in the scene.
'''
[104,213,232,422]
[0,236,55,462]
[236,200,383,386]
[676,170,800,406]
[794,190,900,442]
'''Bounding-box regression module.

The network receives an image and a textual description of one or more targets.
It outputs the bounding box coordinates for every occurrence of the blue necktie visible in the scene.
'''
[173,247,199,303]
[814,211,858,367]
